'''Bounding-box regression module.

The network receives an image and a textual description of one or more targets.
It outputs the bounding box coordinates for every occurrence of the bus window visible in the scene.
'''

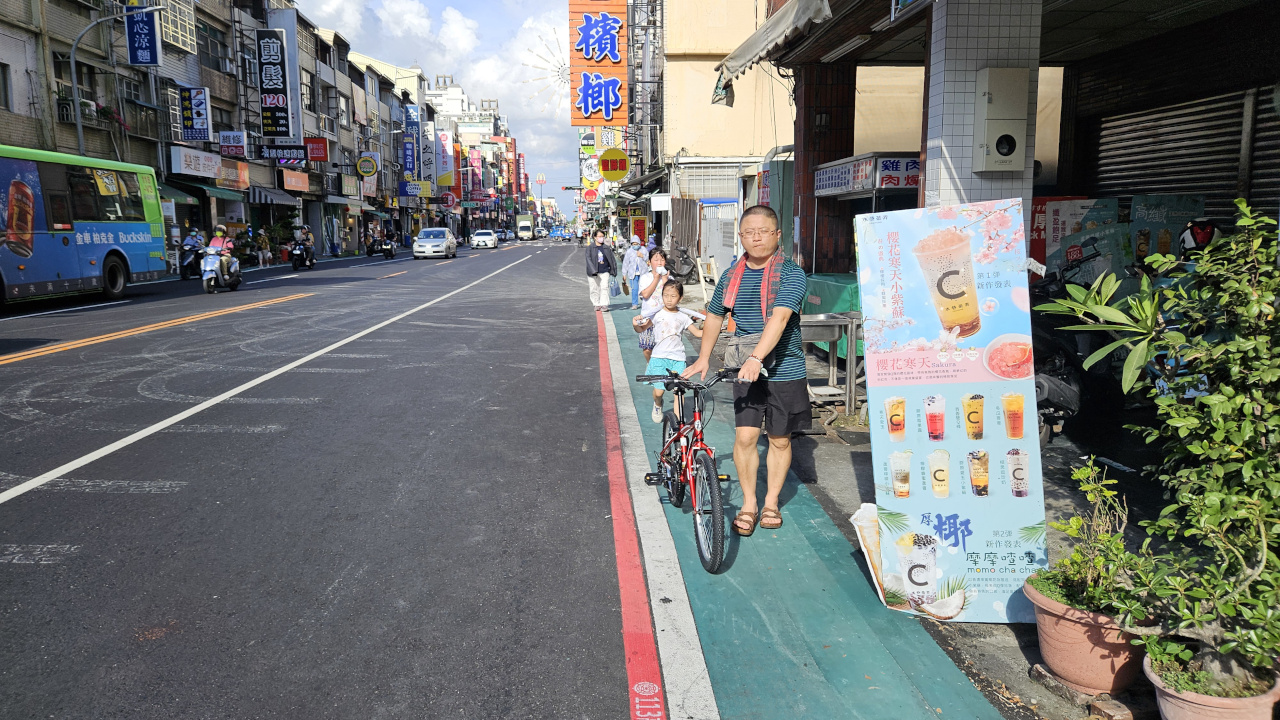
[46,192,72,230]
[115,172,147,221]
[66,167,103,221]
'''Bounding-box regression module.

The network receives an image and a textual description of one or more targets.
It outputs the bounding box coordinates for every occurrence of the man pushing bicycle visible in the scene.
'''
[683,205,809,537]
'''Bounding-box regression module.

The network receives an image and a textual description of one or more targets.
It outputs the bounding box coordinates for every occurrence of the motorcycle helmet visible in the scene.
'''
[1178,218,1221,258]
[214,224,227,236]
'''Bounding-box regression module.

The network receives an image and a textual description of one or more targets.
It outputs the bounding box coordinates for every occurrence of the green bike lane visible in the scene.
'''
[608,309,1002,720]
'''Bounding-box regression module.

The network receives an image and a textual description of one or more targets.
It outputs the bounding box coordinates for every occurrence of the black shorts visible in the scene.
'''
[732,378,812,437]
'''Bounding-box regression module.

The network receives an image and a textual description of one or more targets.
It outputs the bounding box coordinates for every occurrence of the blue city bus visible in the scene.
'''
[0,144,167,303]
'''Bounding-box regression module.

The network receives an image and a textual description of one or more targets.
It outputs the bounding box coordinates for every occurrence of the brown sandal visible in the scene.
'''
[732,509,759,536]
[759,507,783,530]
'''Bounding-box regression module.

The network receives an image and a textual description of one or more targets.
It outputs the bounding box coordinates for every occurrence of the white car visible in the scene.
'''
[472,230,498,249]
[413,228,457,259]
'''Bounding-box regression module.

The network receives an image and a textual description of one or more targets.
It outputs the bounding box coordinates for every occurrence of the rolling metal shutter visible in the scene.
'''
[1249,86,1280,212]
[1093,91,1245,220]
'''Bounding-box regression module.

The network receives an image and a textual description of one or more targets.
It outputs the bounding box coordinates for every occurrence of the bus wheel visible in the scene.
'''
[102,256,127,300]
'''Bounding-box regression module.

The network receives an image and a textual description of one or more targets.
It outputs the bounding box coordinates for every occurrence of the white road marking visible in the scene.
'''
[40,478,189,494]
[0,544,80,564]
[245,274,299,285]
[0,255,532,506]
[352,257,412,268]
[0,300,130,323]
[603,312,720,719]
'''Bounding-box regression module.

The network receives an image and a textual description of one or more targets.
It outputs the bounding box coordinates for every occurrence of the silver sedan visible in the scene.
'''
[413,228,457,259]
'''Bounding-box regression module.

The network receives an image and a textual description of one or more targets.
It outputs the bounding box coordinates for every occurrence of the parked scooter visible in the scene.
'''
[291,241,316,271]
[201,246,241,293]
[1028,237,1124,445]
[668,245,699,284]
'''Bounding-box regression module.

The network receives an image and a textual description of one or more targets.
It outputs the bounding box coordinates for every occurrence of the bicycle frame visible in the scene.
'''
[657,388,714,511]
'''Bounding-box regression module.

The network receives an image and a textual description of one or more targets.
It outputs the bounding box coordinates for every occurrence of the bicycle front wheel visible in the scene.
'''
[692,453,724,573]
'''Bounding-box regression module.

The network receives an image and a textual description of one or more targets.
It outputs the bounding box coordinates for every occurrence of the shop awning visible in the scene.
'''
[248,185,302,208]
[365,210,390,219]
[712,0,832,106]
[619,168,666,190]
[323,195,354,205]
[172,180,246,202]
[158,182,199,205]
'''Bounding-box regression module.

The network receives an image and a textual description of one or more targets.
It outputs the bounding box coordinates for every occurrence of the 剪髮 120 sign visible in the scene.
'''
[570,0,627,126]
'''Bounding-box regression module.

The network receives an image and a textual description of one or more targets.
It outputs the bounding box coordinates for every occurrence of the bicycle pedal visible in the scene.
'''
[717,474,731,483]
[643,473,664,486]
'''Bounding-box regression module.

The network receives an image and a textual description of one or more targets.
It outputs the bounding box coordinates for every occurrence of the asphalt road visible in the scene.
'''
[0,242,630,719]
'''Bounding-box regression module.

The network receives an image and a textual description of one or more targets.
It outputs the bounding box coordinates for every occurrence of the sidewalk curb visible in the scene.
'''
[602,311,720,720]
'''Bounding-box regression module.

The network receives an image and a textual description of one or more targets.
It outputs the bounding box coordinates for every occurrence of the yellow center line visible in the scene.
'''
[0,293,314,366]
[377,271,407,279]
[437,260,454,265]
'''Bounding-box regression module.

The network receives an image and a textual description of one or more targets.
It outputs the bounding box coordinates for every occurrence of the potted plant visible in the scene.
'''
[1024,460,1143,695]
[1036,200,1280,718]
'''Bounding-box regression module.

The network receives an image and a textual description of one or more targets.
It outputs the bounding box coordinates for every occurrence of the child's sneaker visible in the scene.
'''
[651,403,663,423]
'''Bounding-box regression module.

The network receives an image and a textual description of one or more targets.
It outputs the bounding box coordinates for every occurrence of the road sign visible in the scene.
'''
[462,201,479,208]
[599,148,629,182]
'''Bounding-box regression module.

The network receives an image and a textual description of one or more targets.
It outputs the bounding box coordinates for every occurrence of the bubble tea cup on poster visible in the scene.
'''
[1002,393,1025,440]
[896,533,939,610]
[962,393,984,440]
[889,450,913,499]
[912,227,981,338]
[885,396,906,442]
[928,449,950,499]
[924,395,946,441]
[1007,449,1030,497]
[967,450,990,497]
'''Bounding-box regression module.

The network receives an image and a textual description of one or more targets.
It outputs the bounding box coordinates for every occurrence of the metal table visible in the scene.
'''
[799,312,864,415]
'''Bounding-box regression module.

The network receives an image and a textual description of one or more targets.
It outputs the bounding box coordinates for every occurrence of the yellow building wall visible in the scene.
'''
[666,0,760,55]
[663,59,795,160]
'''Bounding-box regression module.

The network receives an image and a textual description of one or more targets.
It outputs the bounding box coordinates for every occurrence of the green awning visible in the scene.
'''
[158,182,199,205]
[172,181,246,202]
[365,210,389,219]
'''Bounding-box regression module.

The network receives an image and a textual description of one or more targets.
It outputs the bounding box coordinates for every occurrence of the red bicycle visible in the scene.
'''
[636,367,743,573]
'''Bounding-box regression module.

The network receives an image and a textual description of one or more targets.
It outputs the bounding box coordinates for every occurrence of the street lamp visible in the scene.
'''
[73,3,167,156]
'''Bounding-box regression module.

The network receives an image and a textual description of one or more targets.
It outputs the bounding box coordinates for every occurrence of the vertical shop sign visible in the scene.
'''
[436,129,454,186]
[124,9,161,67]
[469,149,483,200]
[256,28,293,139]
[852,199,1046,624]
[758,169,770,204]
[421,120,437,187]
[179,87,210,141]
[570,0,627,126]
[404,105,421,180]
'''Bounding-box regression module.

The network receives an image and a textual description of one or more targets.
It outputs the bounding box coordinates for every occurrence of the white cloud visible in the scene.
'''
[303,0,368,41]
[375,0,434,39]
[439,7,480,58]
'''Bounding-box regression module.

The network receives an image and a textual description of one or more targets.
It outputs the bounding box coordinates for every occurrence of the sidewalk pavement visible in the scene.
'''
[607,307,1004,720]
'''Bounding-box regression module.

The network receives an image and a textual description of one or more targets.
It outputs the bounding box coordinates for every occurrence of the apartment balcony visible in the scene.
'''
[56,97,110,130]
[199,64,238,103]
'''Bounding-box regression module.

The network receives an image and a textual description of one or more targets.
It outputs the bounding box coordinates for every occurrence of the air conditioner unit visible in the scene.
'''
[972,68,1029,173]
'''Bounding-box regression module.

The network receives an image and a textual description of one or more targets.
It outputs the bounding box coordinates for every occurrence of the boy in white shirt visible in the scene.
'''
[635,282,703,422]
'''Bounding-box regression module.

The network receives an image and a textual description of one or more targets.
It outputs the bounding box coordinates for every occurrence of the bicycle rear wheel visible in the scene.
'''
[692,452,724,573]
[661,412,685,508]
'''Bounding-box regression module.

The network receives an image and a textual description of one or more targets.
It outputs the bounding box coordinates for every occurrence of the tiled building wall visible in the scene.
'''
[923,0,1042,210]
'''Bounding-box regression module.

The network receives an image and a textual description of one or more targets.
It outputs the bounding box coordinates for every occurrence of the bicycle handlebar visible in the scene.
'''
[635,366,765,389]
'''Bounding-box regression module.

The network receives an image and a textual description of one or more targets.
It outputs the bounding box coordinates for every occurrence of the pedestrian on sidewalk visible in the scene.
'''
[683,204,808,537]
[633,249,670,360]
[255,229,271,267]
[639,282,703,423]
[585,229,617,311]
[621,237,648,309]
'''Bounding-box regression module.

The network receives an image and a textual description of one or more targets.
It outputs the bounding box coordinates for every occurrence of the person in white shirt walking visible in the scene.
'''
[585,230,617,311]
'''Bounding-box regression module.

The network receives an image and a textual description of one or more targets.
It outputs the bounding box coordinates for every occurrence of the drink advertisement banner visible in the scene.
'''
[1129,194,1204,261]
[852,199,1047,624]
[1043,198,1117,264]
[436,130,454,186]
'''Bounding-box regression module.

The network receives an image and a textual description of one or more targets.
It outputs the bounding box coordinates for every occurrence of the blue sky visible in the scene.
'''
[294,0,577,215]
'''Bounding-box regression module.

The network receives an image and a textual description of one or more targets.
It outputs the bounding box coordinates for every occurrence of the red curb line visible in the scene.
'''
[595,311,670,719]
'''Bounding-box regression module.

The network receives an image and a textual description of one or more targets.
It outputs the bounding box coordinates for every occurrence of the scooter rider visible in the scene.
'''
[298,225,316,266]
[180,228,202,279]
[207,224,234,279]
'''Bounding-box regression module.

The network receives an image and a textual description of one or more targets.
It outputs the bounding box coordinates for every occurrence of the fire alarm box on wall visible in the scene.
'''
[973,67,1029,172]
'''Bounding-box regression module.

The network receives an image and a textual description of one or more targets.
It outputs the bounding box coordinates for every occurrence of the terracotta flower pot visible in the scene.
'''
[1143,656,1280,720]
[1023,576,1143,695]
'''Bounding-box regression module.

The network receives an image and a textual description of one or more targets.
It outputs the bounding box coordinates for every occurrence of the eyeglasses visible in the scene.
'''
[739,229,780,239]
